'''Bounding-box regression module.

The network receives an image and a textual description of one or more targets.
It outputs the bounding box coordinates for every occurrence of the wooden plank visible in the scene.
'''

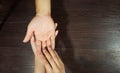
[0,0,21,30]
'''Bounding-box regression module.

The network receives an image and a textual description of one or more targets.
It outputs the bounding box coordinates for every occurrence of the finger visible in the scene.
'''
[47,47,61,67]
[50,30,58,49]
[47,39,51,48]
[36,40,42,56]
[43,48,58,70]
[30,36,36,55]
[55,30,59,38]
[39,52,53,73]
[47,39,59,65]
[45,64,53,73]
[23,28,33,43]
[50,32,55,49]
[54,50,64,65]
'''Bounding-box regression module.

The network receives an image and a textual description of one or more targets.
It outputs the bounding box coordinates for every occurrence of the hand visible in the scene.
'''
[30,30,58,58]
[30,35,65,73]
[31,36,45,73]
[23,15,58,50]
[40,48,65,73]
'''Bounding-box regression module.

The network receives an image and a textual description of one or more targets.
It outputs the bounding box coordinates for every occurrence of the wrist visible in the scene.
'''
[35,14,52,18]
[36,12,51,16]
[35,0,51,17]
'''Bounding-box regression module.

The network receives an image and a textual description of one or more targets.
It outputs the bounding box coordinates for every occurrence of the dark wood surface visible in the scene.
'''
[0,0,120,73]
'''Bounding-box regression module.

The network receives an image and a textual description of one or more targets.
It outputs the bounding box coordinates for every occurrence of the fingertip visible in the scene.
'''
[23,28,33,43]
[23,32,33,43]
[56,23,58,27]
[23,40,27,43]
[23,37,29,43]
[55,30,59,37]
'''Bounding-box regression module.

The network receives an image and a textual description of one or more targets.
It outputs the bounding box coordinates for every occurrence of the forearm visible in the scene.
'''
[34,56,45,73]
[35,0,51,16]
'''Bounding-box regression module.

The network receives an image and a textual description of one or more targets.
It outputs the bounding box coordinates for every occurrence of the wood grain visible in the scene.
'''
[0,0,120,73]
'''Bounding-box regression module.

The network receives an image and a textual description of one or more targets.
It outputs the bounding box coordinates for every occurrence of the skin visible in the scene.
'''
[23,0,56,51]
[30,34,65,73]
[40,47,65,73]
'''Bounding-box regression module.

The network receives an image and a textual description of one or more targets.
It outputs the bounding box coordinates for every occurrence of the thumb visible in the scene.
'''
[23,28,33,43]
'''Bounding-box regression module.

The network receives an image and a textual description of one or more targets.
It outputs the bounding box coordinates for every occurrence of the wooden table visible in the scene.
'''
[0,0,120,73]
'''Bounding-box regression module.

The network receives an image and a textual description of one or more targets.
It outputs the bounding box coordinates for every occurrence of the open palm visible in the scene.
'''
[23,15,58,50]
